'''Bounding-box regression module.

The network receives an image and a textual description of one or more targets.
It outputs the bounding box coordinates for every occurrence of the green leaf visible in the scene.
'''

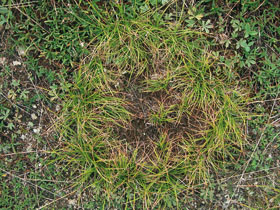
[195,14,203,20]
[0,6,9,14]
[161,0,170,4]
[11,80,20,87]
[7,122,14,130]
[0,109,10,120]
[150,0,158,6]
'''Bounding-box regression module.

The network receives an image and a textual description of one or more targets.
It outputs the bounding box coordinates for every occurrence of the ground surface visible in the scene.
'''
[0,1,279,209]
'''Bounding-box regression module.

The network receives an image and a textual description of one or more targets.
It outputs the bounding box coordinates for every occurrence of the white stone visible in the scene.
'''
[12,61,22,66]
[55,105,61,111]
[31,113,37,120]
[33,128,40,134]
[0,57,6,65]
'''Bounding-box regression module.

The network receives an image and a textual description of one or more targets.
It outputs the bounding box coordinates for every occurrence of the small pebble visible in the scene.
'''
[12,61,22,66]
[33,128,40,134]
[31,113,38,120]
[0,57,6,65]
[55,105,61,111]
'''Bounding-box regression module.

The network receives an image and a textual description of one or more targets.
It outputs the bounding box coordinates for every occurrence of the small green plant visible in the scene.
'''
[149,102,176,125]
[0,3,12,27]
[201,19,213,33]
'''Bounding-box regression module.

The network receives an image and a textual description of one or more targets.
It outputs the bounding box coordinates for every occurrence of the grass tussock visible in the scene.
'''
[54,2,249,207]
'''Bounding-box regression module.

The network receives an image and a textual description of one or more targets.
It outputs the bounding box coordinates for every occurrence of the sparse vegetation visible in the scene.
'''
[0,0,279,209]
